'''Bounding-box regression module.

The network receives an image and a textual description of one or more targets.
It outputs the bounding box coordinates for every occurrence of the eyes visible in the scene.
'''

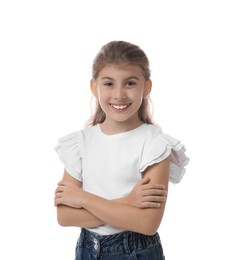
[103,81,137,89]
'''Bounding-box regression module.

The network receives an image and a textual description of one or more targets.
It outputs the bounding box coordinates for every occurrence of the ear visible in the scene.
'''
[90,79,98,98]
[143,79,152,98]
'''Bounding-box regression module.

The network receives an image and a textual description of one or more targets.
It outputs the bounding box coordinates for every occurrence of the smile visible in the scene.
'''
[110,103,131,110]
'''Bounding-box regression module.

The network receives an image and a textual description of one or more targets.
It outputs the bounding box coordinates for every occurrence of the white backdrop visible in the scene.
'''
[0,0,241,259]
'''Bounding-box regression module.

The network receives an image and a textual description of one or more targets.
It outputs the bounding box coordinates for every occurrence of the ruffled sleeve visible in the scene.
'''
[55,131,83,182]
[139,133,189,184]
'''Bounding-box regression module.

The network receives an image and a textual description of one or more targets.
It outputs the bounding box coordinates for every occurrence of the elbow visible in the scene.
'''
[140,223,160,236]
[57,215,68,227]
[137,212,164,235]
[144,229,159,236]
[56,206,69,227]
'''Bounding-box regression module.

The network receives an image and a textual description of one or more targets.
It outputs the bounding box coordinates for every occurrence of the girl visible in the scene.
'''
[54,41,189,260]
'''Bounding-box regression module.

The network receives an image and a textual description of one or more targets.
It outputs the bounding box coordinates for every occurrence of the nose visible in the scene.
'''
[113,86,126,100]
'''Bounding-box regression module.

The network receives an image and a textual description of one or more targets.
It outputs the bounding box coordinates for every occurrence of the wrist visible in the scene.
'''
[112,196,130,206]
[78,189,89,208]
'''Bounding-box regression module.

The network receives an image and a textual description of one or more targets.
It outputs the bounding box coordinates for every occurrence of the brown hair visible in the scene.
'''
[88,41,154,126]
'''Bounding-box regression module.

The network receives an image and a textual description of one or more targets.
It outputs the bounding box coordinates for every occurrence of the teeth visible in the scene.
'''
[111,104,129,110]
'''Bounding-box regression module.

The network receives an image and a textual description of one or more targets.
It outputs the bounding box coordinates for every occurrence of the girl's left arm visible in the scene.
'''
[57,156,170,236]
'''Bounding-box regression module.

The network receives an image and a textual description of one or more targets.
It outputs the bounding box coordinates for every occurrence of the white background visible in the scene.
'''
[0,0,241,259]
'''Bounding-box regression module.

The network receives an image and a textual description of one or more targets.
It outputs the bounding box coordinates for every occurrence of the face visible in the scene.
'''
[91,64,152,130]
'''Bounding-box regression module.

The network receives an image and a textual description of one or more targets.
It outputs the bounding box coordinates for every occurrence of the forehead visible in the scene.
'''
[98,64,144,79]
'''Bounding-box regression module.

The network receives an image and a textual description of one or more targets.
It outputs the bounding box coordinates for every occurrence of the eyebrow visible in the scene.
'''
[101,76,140,81]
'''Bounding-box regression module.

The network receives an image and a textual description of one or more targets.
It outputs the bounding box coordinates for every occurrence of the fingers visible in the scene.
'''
[140,195,167,208]
[143,195,166,203]
[141,201,161,209]
[57,180,73,186]
[54,182,68,207]
[54,192,62,206]
[141,187,167,209]
[55,185,64,194]
[142,183,166,190]
[140,177,151,185]
[54,198,60,206]
[57,180,67,186]
[142,188,167,197]
[54,185,64,206]
[55,191,62,198]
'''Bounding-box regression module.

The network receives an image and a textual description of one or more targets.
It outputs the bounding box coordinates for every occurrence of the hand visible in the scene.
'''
[125,178,167,209]
[54,181,83,208]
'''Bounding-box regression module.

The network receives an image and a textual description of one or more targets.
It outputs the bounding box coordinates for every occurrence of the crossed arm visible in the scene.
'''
[55,156,170,235]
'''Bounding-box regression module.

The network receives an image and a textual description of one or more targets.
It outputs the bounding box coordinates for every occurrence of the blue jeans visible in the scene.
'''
[75,228,165,259]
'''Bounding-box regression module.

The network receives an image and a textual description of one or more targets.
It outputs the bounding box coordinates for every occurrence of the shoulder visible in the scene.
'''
[81,125,99,137]
[140,124,190,184]
[55,130,83,159]
[57,125,98,142]
[140,124,163,145]
[142,124,163,137]
[143,124,183,148]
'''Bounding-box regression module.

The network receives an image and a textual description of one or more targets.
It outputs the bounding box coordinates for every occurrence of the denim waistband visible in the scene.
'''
[78,228,162,258]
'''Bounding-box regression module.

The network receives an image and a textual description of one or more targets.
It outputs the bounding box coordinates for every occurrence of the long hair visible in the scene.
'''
[88,41,154,126]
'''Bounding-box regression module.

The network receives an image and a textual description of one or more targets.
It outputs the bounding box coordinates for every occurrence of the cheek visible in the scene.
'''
[97,92,110,109]
[96,88,107,101]
[132,92,144,105]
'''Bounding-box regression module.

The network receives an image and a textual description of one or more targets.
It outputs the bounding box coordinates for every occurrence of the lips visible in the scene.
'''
[110,103,131,110]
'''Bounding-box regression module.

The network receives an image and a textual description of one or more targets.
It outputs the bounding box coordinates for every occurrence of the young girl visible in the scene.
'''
[54,41,189,260]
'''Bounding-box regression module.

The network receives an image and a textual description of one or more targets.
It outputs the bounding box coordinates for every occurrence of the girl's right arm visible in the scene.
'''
[56,205,105,228]
[55,170,166,228]
[56,170,104,228]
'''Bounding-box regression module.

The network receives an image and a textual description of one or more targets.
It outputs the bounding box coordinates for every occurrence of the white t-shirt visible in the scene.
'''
[55,123,189,235]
